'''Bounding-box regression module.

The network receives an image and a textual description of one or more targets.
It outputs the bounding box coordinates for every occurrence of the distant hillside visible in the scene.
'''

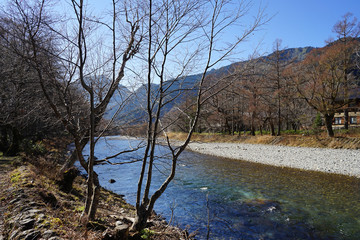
[104,46,314,124]
[103,85,131,120]
[211,46,314,76]
[265,46,314,62]
[106,74,201,124]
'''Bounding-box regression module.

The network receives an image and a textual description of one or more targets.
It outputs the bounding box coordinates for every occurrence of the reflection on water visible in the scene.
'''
[83,137,360,239]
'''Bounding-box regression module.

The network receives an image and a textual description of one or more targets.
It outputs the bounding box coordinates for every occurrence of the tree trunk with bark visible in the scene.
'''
[2,126,21,156]
[324,113,335,137]
[87,172,100,219]
[344,108,349,129]
[269,121,275,136]
[132,205,150,232]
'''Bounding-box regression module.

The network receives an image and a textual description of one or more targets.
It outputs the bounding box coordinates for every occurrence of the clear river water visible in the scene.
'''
[82,136,360,239]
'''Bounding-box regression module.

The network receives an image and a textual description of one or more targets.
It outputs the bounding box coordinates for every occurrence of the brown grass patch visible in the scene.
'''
[167,132,360,149]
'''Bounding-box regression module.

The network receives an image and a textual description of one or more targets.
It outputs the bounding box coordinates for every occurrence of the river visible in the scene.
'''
[82,136,360,239]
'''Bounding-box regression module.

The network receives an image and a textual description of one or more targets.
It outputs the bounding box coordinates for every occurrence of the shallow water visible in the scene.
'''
[82,137,360,239]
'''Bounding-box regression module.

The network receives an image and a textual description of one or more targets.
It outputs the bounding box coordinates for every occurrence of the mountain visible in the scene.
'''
[105,46,314,125]
[264,46,314,62]
[103,85,132,120]
[107,73,201,124]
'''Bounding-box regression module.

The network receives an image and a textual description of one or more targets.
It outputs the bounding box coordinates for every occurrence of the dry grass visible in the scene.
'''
[167,131,360,149]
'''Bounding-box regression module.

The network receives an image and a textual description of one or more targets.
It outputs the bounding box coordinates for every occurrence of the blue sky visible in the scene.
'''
[89,0,360,60]
[256,0,360,54]
[1,0,359,63]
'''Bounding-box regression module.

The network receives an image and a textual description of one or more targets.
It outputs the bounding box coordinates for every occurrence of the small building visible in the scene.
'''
[333,88,360,128]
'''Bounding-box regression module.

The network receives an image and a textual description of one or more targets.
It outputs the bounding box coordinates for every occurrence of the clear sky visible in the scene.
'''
[1,0,359,63]
[255,0,360,55]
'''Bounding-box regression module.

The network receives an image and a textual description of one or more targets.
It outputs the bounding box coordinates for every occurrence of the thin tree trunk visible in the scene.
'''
[132,0,153,230]
[0,126,8,153]
[88,172,100,219]
[60,137,88,172]
[6,126,21,156]
[344,108,349,129]
[277,103,281,136]
[84,85,96,219]
[251,112,255,136]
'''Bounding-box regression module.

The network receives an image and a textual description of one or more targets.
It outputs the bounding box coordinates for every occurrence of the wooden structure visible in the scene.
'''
[333,89,360,128]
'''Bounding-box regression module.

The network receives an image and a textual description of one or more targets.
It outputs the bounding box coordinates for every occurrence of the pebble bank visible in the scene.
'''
[187,142,360,178]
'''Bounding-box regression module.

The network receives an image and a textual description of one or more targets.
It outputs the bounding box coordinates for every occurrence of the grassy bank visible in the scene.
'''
[167,129,360,149]
[0,143,191,239]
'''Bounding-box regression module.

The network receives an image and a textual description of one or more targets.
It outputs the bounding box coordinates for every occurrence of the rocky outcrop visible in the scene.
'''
[2,175,63,239]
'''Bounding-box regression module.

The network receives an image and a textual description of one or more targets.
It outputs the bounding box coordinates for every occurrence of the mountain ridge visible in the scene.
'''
[105,46,315,124]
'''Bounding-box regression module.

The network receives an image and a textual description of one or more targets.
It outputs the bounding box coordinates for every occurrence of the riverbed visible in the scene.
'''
[187,142,360,178]
[83,137,360,239]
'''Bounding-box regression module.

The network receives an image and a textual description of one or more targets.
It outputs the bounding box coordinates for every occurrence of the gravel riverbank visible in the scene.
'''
[187,142,360,178]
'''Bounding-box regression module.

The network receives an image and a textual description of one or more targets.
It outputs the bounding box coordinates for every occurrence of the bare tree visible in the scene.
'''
[0,0,142,220]
[196,71,240,134]
[131,0,267,231]
[332,12,360,129]
[0,39,64,155]
[267,39,285,135]
[295,42,358,137]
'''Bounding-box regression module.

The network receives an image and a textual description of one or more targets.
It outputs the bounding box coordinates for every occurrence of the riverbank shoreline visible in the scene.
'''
[186,141,360,178]
[104,134,360,177]
[0,143,191,239]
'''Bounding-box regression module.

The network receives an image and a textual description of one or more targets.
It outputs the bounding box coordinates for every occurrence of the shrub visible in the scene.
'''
[21,139,47,155]
[313,113,323,129]
[140,228,155,239]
